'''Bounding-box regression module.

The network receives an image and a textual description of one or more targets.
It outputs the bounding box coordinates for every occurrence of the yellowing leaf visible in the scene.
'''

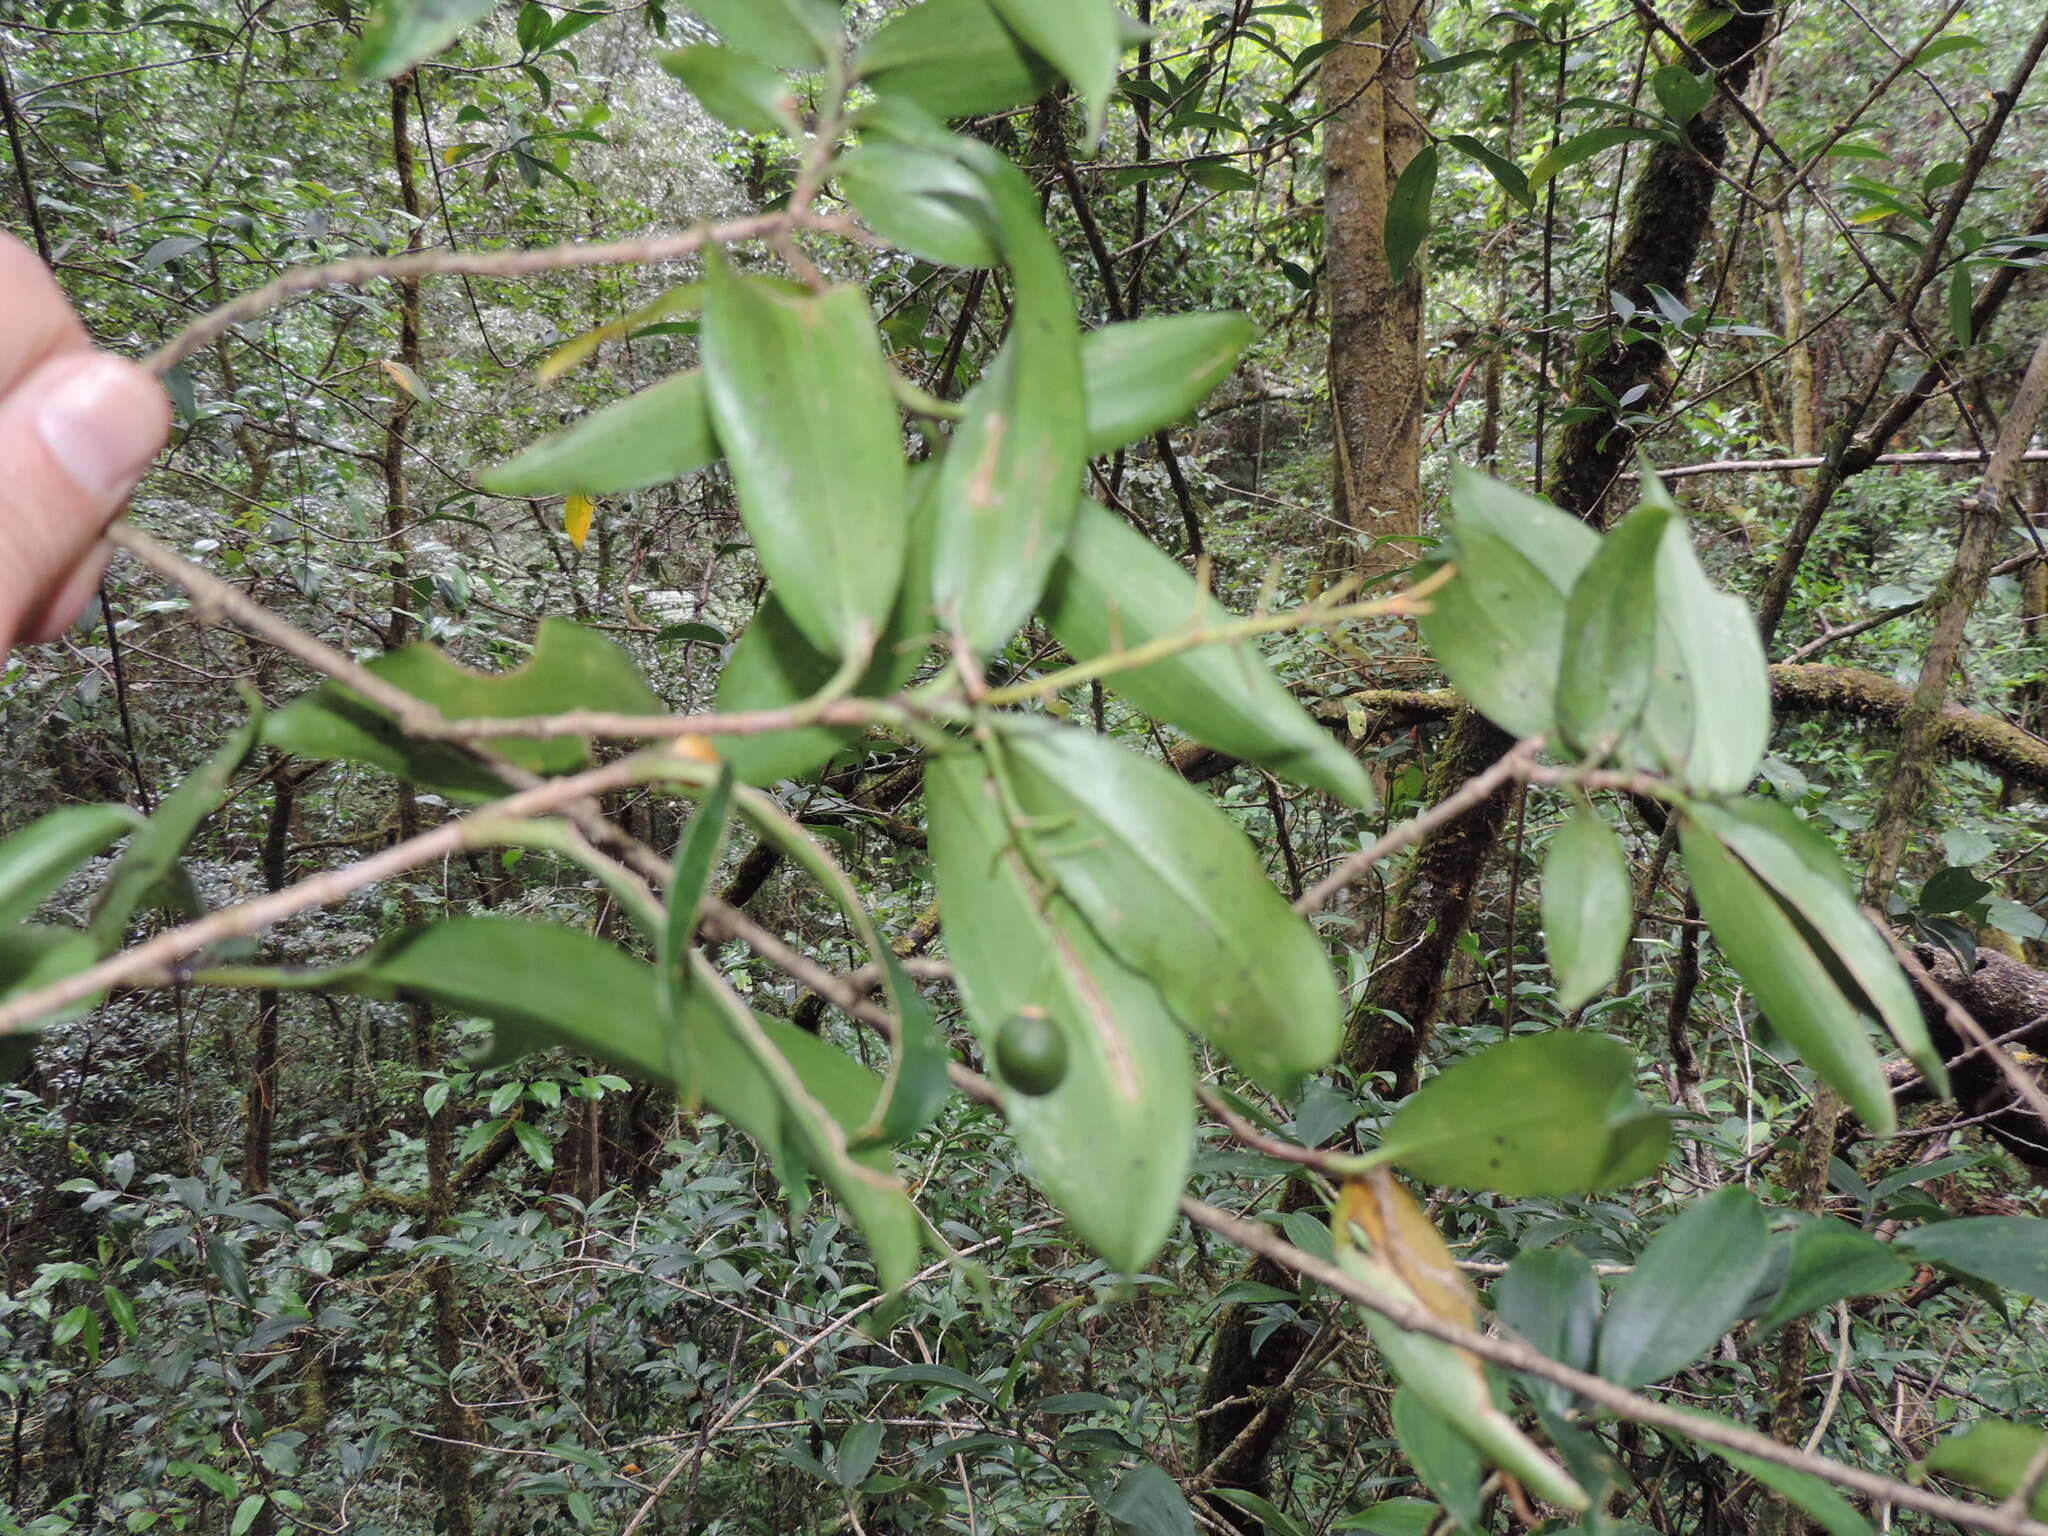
[1341,1171,1479,1340]
[378,358,433,402]
[564,493,595,549]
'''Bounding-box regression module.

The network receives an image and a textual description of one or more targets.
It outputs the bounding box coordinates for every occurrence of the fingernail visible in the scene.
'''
[34,355,167,501]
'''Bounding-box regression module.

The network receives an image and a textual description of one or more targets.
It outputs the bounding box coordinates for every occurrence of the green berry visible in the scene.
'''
[995,1010,1068,1096]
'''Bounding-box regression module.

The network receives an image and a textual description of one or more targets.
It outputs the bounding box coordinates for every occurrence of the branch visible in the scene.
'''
[1179,1195,2048,1536]
[141,210,870,374]
[1631,448,2048,481]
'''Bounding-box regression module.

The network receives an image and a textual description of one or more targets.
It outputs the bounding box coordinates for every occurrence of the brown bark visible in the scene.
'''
[1542,0,1773,521]
[1320,0,1427,587]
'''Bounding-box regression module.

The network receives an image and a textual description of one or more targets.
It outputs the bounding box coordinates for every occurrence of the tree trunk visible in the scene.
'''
[1319,0,1427,588]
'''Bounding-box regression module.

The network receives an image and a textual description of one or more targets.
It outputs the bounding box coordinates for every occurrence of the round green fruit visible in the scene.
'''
[995,1010,1068,1096]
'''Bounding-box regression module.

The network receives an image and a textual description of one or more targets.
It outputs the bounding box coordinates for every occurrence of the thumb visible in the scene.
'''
[0,351,169,652]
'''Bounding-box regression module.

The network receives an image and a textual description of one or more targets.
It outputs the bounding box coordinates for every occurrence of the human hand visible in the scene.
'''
[0,232,170,655]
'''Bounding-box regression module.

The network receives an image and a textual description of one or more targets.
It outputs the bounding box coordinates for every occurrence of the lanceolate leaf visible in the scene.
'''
[1899,1216,2048,1299]
[90,709,262,955]
[1541,805,1633,1009]
[1597,1187,1770,1388]
[1685,798,1944,1096]
[701,252,909,660]
[265,620,664,801]
[1632,508,1770,794]
[929,146,1086,653]
[993,720,1341,1092]
[1391,1390,1484,1533]
[1384,144,1438,286]
[660,765,736,1098]
[926,747,1191,1274]
[480,371,718,497]
[1530,125,1668,190]
[1040,497,1375,807]
[1374,1033,1669,1196]
[1556,502,1671,752]
[1495,1246,1601,1414]
[1080,313,1257,456]
[0,805,144,928]
[1678,817,1896,1134]
[269,917,922,1291]
[986,0,1121,141]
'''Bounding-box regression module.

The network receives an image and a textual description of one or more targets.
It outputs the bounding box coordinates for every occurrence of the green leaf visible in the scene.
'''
[1102,1462,1196,1536]
[1685,799,1943,1097]
[1080,313,1257,456]
[1922,1419,2048,1517]
[101,1283,139,1339]
[1630,503,1769,794]
[929,146,1086,652]
[0,926,102,1044]
[174,1462,241,1499]
[835,1421,883,1488]
[480,370,719,498]
[684,0,834,69]
[1947,266,1973,349]
[659,44,800,138]
[1383,143,1438,286]
[701,253,909,660]
[1419,467,1597,738]
[1443,133,1531,208]
[91,709,261,954]
[1541,806,1633,1009]
[1530,126,1668,190]
[855,0,1058,118]
[1495,1246,1600,1415]
[1392,1389,1485,1533]
[1753,1218,1914,1335]
[1900,1217,2048,1299]
[270,917,922,1290]
[1677,818,1896,1134]
[1917,32,1984,64]
[926,747,1191,1274]
[1040,497,1376,806]
[1333,1499,1441,1535]
[835,144,1000,269]
[710,469,937,785]
[1921,865,1994,914]
[1687,1417,1876,1536]
[0,805,144,927]
[230,1493,266,1536]
[987,0,1121,141]
[1650,65,1712,126]
[265,621,663,801]
[1556,503,1670,751]
[994,719,1340,1093]
[351,0,497,79]
[1375,1033,1669,1196]
[1210,1489,1311,1536]
[1596,1187,1770,1388]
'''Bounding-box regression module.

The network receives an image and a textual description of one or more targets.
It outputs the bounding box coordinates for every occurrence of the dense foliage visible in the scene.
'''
[3,1,2047,1534]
